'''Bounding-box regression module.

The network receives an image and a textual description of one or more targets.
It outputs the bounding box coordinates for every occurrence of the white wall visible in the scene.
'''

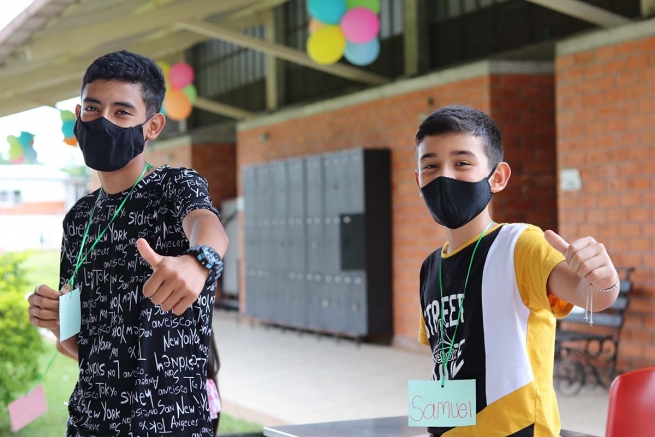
[0,214,64,252]
[0,178,68,204]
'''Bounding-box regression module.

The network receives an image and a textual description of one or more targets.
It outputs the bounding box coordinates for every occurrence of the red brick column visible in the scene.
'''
[556,32,655,369]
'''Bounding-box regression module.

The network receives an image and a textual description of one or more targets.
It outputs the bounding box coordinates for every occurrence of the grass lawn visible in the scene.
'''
[0,250,263,436]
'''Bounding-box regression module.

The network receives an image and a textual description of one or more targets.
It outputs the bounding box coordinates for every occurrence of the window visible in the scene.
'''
[13,190,21,204]
[0,191,7,202]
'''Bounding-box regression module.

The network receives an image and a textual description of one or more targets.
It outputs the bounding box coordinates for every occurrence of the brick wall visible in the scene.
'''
[490,74,558,232]
[192,143,237,208]
[145,143,192,168]
[556,33,655,369]
[237,68,557,343]
[0,201,67,215]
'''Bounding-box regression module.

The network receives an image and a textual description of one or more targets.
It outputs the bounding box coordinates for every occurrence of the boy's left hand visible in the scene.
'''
[137,238,209,315]
[544,230,618,290]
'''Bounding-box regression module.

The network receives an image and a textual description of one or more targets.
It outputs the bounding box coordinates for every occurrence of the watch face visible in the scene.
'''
[201,246,220,264]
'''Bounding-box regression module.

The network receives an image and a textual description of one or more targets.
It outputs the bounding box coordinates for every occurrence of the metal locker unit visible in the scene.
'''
[242,148,392,341]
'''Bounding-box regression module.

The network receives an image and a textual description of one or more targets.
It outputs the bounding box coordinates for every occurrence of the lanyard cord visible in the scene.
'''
[438,221,494,387]
[67,164,152,288]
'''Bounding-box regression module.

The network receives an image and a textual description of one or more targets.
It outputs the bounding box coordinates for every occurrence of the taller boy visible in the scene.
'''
[27,50,228,436]
[415,106,618,436]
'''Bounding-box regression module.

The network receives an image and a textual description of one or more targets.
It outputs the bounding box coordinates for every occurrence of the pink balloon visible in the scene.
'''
[340,7,379,44]
[169,63,194,89]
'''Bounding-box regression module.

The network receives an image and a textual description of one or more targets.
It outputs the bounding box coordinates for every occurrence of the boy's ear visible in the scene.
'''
[490,162,511,194]
[75,104,81,118]
[144,113,166,141]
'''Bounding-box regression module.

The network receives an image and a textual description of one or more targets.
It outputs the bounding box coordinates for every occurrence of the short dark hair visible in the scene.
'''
[415,105,503,169]
[81,50,166,117]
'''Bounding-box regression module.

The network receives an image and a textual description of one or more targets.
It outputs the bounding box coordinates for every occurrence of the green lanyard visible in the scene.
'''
[438,221,494,387]
[67,163,151,288]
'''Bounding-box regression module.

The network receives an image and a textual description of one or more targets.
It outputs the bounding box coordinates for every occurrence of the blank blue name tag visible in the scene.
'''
[408,379,476,427]
[59,288,81,341]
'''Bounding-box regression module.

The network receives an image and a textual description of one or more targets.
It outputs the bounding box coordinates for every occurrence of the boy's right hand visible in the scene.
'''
[27,284,70,333]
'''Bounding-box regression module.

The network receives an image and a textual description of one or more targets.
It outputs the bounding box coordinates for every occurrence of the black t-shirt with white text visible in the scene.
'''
[60,166,220,437]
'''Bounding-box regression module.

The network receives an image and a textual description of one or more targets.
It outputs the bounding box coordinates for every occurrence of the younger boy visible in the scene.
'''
[415,106,619,436]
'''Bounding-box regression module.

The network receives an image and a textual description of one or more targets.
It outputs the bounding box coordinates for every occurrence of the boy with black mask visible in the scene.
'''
[26,50,228,436]
[414,106,619,436]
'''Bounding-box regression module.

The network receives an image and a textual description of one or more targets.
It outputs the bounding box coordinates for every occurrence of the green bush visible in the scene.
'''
[0,252,44,406]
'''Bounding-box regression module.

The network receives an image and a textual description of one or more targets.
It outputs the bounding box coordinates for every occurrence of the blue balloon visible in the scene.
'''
[344,38,380,66]
[307,0,346,25]
[62,121,75,137]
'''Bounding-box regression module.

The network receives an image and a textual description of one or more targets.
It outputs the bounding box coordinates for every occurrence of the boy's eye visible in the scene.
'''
[116,110,131,116]
[84,106,99,112]
[423,163,437,170]
[455,162,470,167]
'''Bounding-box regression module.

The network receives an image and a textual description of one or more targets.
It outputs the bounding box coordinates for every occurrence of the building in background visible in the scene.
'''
[0,165,87,251]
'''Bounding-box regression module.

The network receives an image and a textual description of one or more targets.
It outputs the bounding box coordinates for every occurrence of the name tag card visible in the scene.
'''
[59,288,81,341]
[408,380,476,427]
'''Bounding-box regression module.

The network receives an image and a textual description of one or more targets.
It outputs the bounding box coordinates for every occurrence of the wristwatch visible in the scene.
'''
[185,245,223,272]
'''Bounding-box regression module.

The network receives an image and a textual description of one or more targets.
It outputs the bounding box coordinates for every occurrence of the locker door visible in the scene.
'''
[346,271,367,336]
[322,153,343,274]
[346,149,365,214]
[305,156,324,273]
[287,158,305,272]
[256,165,273,320]
[287,158,306,326]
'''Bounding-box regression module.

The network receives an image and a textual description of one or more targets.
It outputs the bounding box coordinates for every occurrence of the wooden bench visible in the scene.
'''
[554,268,634,396]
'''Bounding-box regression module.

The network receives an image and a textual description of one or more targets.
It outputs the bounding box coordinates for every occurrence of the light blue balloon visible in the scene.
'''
[307,0,346,25]
[62,121,75,137]
[344,38,380,66]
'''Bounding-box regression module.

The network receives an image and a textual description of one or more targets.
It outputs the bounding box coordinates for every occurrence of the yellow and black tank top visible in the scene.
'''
[418,223,573,437]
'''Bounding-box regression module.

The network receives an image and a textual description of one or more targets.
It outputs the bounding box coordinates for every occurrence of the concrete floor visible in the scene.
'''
[212,309,608,436]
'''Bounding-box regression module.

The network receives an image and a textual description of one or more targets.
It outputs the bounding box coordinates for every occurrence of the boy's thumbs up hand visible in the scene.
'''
[544,230,617,291]
[137,238,209,316]
[137,238,163,268]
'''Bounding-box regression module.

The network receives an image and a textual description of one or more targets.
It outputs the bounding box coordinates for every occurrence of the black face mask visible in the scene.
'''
[420,165,497,229]
[74,116,148,172]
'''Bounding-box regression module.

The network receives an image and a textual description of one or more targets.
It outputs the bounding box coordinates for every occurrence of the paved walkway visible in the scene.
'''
[212,309,608,436]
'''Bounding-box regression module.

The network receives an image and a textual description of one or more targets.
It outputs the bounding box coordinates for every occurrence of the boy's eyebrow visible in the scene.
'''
[419,152,437,162]
[450,150,477,157]
[82,97,137,110]
[112,101,137,110]
[83,97,102,105]
[419,150,477,161]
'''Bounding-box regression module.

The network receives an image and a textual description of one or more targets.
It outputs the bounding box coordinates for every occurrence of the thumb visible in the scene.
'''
[137,238,163,268]
[544,230,569,256]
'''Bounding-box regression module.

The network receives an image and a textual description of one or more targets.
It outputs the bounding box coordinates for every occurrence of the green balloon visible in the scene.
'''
[60,109,76,122]
[345,0,380,13]
[182,84,197,104]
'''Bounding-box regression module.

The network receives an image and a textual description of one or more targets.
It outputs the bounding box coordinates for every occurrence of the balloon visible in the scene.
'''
[309,17,326,34]
[163,89,192,120]
[18,132,36,162]
[340,7,379,43]
[60,110,76,122]
[7,135,22,160]
[307,26,346,65]
[345,0,380,13]
[156,61,171,79]
[169,63,194,89]
[62,121,75,138]
[307,0,346,25]
[64,137,77,146]
[344,38,380,66]
[182,84,197,104]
